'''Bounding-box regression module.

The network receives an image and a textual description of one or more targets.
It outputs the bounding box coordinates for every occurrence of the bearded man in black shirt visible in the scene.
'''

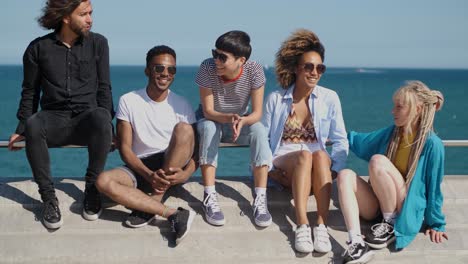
[8,0,114,229]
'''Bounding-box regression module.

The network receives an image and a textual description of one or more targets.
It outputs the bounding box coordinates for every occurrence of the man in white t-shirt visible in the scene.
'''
[96,45,197,246]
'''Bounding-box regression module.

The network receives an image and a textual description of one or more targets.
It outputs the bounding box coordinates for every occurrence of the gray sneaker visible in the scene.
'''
[202,192,225,226]
[252,193,272,227]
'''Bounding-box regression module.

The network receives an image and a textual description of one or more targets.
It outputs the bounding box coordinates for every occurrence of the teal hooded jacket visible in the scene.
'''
[348,125,446,249]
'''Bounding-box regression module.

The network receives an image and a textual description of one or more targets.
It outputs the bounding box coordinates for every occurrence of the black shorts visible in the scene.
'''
[118,152,165,194]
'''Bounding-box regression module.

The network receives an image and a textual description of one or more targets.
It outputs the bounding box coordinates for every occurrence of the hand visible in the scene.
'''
[110,135,118,152]
[425,228,448,243]
[164,167,189,186]
[331,170,338,180]
[8,134,25,151]
[232,117,244,142]
[149,170,171,194]
[268,168,290,188]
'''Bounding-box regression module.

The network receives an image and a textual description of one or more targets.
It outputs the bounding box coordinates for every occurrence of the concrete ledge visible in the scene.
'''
[0,176,467,263]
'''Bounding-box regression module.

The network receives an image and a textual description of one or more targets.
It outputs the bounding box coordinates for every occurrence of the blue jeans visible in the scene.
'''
[197,119,272,169]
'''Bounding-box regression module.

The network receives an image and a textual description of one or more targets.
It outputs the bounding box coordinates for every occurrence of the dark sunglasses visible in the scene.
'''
[152,64,177,75]
[300,63,326,74]
[212,49,228,63]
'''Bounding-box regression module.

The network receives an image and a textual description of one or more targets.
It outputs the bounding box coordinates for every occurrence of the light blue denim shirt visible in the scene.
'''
[262,84,349,172]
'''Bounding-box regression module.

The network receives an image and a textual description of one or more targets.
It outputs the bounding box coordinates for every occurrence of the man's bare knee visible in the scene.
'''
[96,172,112,193]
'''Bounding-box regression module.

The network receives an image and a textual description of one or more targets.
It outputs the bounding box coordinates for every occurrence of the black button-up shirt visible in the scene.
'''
[15,31,114,135]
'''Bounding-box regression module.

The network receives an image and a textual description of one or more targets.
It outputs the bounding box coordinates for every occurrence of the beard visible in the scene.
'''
[69,20,91,37]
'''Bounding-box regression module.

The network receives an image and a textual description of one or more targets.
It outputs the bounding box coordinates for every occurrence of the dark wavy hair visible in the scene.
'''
[37,0,86,30]
[275,29,325,89]
[146,45,177,67]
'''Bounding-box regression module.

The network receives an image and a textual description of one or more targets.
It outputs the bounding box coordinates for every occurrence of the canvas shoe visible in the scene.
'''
[168,207,196,245]
[365,220,396,249]
[82,184,102,221]
[125,210,156,228]
[202,192,225,226]
[295,224,314,253]
[342,240,375,264]
[252,193,272,227]
[313,224,332,253]
[42,198,63,229]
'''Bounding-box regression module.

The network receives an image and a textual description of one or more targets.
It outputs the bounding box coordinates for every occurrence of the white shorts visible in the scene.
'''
[273,142,323,162]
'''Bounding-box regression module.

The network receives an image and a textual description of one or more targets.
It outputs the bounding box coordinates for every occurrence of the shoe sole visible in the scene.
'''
[82,208,102,221]
[202,207,225,226]
[43,218,63,229]
[176,210,196,245]
[254,218,272,227]
[314,244,332,253]
[295,245,314,254]
[347,250,375,264]
[366,236,396,249]
[125,216,156,228]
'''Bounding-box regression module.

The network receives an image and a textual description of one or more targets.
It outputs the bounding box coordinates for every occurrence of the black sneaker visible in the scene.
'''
[365,221,396,249]
[82,184,102,221]
[124,210,156,228]
[342,241,375,264]
[42,198,63,229]
[168,207,196,245]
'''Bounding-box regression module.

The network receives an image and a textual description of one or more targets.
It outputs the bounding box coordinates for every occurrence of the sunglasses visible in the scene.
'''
[212,49,228,63]
[152,64,177,75]
[300,63,326,74]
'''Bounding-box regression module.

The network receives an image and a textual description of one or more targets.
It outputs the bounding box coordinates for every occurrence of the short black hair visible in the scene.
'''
[215,30,252,60]
[146,45,176,67]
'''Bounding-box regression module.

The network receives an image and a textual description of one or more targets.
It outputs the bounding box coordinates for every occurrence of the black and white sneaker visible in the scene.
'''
[342,240,375,264]
[365,221,396,249]
[125,210,156,228]
[42,198,63,229]
[82,184,102,221]
[168,207,196,245]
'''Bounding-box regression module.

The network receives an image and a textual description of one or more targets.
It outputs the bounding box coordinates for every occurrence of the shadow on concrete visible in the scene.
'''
[215,181,257,227]
[0,179,63,232]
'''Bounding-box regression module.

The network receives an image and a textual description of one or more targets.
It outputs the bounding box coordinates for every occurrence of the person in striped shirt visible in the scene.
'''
[195,30,272,228]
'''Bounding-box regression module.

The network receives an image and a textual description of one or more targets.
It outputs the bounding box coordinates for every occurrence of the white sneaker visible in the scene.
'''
[295,224,314,253]
[313,224,332,253]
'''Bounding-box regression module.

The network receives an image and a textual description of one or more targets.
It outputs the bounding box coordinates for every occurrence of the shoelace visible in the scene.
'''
[253,194,268,215]
[203,192,221,213]
[296,226,312,243]
[371,222,394,238]
[341,241,360,258]
[170,214,178,233]
[43,200,59,219]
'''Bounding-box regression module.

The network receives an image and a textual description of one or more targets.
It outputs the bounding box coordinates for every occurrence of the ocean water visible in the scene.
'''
[0,65,467,178]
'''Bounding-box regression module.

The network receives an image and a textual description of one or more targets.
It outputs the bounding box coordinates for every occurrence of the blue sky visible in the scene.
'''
[2,0,468,68]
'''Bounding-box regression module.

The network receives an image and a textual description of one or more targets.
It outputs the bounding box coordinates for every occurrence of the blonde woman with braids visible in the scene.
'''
[263,29,348,254]
[337,81,447,264]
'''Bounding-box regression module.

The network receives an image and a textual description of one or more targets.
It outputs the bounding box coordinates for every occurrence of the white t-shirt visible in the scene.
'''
[116,88,196,158]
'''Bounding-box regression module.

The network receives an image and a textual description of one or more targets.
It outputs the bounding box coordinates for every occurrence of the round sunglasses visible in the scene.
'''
[152,64,177,75]
[299,63,326,74]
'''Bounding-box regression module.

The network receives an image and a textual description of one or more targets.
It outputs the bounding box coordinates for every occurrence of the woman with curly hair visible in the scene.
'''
[338,81,447,264]
[263,29,348,253]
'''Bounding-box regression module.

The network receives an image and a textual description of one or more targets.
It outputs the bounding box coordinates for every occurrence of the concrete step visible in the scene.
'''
[0,176,467,263]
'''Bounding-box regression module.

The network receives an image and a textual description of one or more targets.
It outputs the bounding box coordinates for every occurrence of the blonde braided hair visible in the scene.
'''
[386,81,444,186]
